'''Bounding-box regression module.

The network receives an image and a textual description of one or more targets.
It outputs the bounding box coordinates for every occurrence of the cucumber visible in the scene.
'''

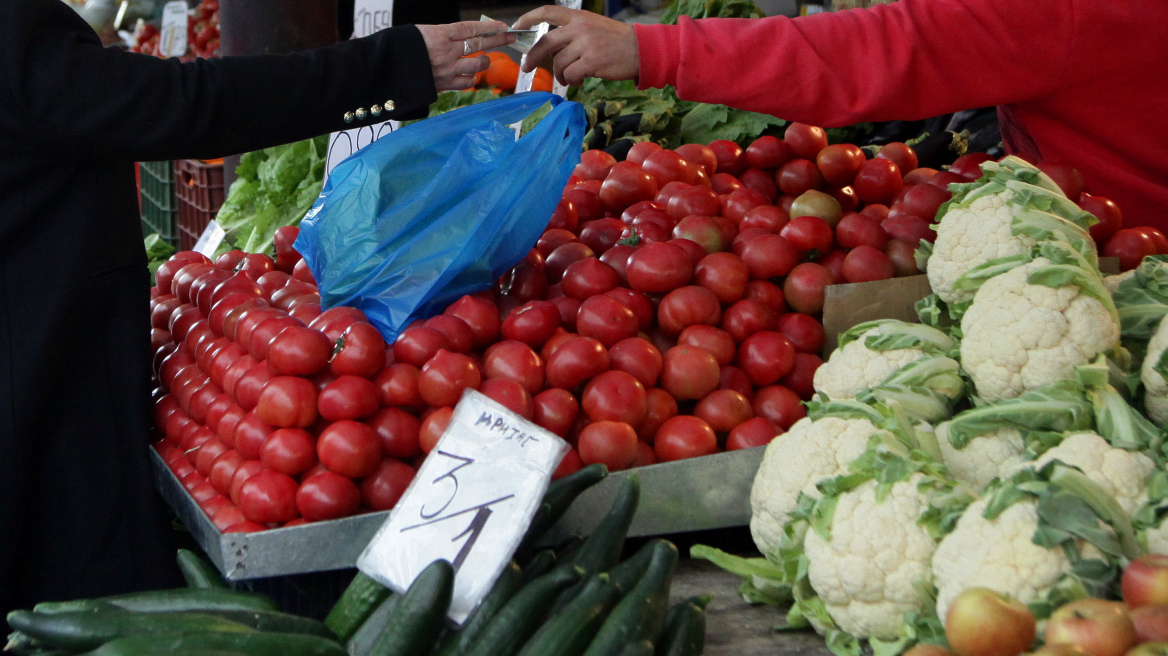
[605,539,661,595]
[5,631,41,655]
[435,561,523,656]
[84,631,347,656]
[514,574,621,656]
[462,565,584,656]
[34,589,279,614]
[6,610,254,652]
[554,536,586,563]
[176,549,228,589]
[522,550,557,584]
[324,572,390,644]
[582,540,678,656]
[654,595,712,656]
[551,474,640,612]
[619,640,654,656]
[517,465,608,562]
[185,610,334,638]
[367,559,454,656]
[515,503,552,564]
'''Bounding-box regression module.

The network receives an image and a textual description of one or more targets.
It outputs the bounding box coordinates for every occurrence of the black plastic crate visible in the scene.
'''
[140,160,178,244]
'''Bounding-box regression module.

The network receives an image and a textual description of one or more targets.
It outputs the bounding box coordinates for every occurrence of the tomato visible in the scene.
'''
[901,183,951,220]
[540,328,575,361]
[257,271,293,300]
[601,162,658,213]
[779,352,822,400]
[739,168,778,202]
[603,287,653,332]
[564,189,604,226]
[778,216,833,255]
[393,327,451,368]
[853,158,903,205]
[233,361,276,411]
[479,378,534,419]
[365,407,420,459]
[247,316,305,361]
[1076,192,1123,244]
[423,315,474,354]
[355,459,413,511]
[189,386,226,426]
[215,404,246,446]
[737,331,796,386]
[621,200,667,224]
[1034,161,1085,199]
[549,296,580,332]
[691,252,748,304]
[709,140,746,176]
[674,143,717,176]
[552,450,583,480]
[655,181,691,208]
[544,242,595,283]
[835,213,888,250]
[538,229,579,258]
[152,296,183,330]
[875,142,918,174]
[578,421,638,471]
[226,460,265,506]
[666,186,720,221]
[948,153,993,181]
[1105,228,1158,270]
[574,149,617,181]
[481,342,542,396]
[745,136,794,171]
[156,259,191,298]
[739,205,789,234]
[498,300,559,349]
[209,450,244,495]
[882,214,935,244]
[712,173,743,196]
[623,243,691,294]
[547,198,579,232]
[669,216,731,255]
[170,457,196,482]
[269,281,316,312]
[239,253,275,282]
[782,123,827,160]
[842,245,896,283]
[675,324,735,367]
[694,389,752,433]
[256,376,317,428]
[546,336,610,390]
[604,338,661,389]
[193,438,229,477]
[783,263,834,314]
[373,363,423,410]
[816,144,864,187]
[643,149,697,187]
[208,294,265,338]
[860,203,890,221]
[660,345,720,401]
[318,375,380,422]
[260,428,316,476]
[317,420,380,477]
[738,234,800,280]
[621,140,661,165]
[884,239,921,277]
[532,388,579,437]
[418,350,481,407]
[419,407,453,453]
[306,306,365,342]
[561,258,621,301]
[169,306,205,345]
[330,322,386,378]
[777,159,824,197]
[189,479,221,505]
[721,298,778,343]
[752,385,805,430]
[578,218,626,256]
[437,296,496,351]
[238,470,299,524]
[576,295,639,348]
[714,366,749,400]
[582,370,648,426]
[657,285,721,338]
[222,520,269,534]
[1136,227,1168,255]
[654,416,717,462]
[774,313,825,354]
[295,471,360,522]
[727,417,779,450]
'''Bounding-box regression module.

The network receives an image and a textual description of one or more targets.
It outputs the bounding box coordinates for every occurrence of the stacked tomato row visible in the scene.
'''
[129,0,221,59]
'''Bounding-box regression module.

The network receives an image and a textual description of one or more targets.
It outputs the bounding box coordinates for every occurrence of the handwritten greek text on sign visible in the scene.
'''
[358,390,568,623]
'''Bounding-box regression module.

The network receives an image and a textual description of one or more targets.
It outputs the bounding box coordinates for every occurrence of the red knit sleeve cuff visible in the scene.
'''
[634,22,681,90]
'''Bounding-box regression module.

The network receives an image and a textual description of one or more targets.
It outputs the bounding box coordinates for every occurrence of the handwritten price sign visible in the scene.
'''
[358,390,568,623]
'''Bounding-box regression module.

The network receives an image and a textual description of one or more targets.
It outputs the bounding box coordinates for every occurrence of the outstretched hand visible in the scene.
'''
[417,21,517,91]
[514,7,639,86]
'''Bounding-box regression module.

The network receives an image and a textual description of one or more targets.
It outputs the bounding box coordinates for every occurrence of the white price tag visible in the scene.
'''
[193,220,226,257]
[352,0,395,38]
[514,23,551,95]
[358,390,569,624]
[552,0,578,96]
[159,1,188,58]
[558,0,584,10]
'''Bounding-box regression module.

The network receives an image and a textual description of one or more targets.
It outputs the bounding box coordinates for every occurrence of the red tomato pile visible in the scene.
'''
[129,0,220,59]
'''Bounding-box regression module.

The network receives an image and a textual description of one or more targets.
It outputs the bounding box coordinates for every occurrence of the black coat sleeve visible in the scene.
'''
[0,0,437,162]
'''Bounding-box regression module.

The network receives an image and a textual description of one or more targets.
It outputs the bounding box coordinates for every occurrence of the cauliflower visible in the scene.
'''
[926,157,1096,305]
[803,474,940,639]
[960,253,1119,402]
[937,423,1027,492]
[814,320,958,400]
[1021,432,1155,515]
[1141,318,1168,426]
[749,416,875,554]
[1105,270,1136,294]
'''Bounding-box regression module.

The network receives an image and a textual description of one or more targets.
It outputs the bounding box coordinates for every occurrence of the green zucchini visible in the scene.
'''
[582,540,678,656]
[6,610,254,653]
[515,574,621,656]
[435,561,523,656]
[552,474,641,612]
[654,595,712,656]
[367,559,454,656]
[33,588,278,614]
[84,631,347,656]
[462,564,584,656]
[605,539,661,595]
[184,610,334,638]
[176,549,228,589]
[619,640,654,656]
[522,550,557,584]
[324,572,391,644]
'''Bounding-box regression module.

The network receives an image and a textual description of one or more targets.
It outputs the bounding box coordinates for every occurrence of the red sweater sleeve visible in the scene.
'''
[635,0,1075,127]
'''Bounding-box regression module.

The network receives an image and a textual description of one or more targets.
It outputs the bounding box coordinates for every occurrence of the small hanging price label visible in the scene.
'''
[159,1,188,58]
[514,23,551,95]
[358,390,568,624]
[193,220,226,257]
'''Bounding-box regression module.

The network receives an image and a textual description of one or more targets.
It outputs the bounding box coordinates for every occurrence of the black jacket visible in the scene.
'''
[0,0,436,615]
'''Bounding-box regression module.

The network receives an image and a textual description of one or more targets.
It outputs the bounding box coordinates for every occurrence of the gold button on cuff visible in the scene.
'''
[371,104,383,117]
[355,108,368,120]
[343,111,355,124]
[385,100,396,112]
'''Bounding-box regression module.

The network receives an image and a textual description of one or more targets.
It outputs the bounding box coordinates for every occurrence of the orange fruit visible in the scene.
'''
[532,68,553,92]
[483,53,520,91]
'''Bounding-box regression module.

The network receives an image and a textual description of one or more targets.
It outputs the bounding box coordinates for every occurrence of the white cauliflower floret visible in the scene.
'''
[1104,270,1137,294]
[928,192,1036,305]
[936,423,1027,492]
[803,475,938,639]
[813,330,928,399]
[1145,520,1168,556]
[749,416,875,555]
[1141,318,1168,426]
[1022,432,1155,515]
[960,258,1119,402]
[933,497,1101,620]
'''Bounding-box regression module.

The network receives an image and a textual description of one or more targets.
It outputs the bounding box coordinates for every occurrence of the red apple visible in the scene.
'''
[1130,605,1168,643]
[1123,555,1168,609]
[1045,599,1137,656]
[945,587,1037,656]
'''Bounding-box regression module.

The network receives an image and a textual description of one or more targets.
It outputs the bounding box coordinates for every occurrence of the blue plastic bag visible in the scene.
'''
[295,92,586,341]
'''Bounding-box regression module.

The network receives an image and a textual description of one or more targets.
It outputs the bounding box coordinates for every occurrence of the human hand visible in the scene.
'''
[417,21,517,91]
[514,7,638,86]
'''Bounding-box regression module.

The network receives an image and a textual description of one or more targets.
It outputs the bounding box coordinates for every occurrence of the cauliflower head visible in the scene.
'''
[928,192,1036,305]
[933,497,1095,620]
[1022,432,1155,515]
[1140,317,1168,426]
[1144,518,1168,556]
[936,422,1026,492]
[1105,270,1137,294]
[813,331,929,399]
[960,257,1119,402]
[803,475,938,639]
[749,416,876,555]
